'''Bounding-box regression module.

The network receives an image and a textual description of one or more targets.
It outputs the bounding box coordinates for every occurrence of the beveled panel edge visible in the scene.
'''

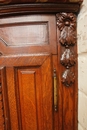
[0,3,80,16]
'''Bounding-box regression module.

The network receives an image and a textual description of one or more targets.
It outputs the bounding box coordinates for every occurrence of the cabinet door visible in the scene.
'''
[0,54,53,130]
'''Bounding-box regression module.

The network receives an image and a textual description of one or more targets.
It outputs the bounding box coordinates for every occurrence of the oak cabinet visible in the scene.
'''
[0,14,58,130]
[0,1,82,130]
[0,54,53,130]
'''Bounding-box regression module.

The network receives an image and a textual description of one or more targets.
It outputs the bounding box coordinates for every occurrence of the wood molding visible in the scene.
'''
[0,3,80,16]
[0,0,83,5]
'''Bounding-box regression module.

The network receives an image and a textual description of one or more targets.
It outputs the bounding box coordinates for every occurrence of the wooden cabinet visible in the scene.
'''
[1,54,53,130]
[0,1,82,130]
[0,14,58,130]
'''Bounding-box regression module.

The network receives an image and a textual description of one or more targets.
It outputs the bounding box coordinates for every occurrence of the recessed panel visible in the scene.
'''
[0,15,57,54]
[18,69,38,130]
[0,23,48,46]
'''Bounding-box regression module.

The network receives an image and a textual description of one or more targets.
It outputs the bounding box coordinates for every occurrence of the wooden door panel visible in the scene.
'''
[41,55,53,130]
[0,54,53,130]
[18,69,39,130]
[0,15,57,55]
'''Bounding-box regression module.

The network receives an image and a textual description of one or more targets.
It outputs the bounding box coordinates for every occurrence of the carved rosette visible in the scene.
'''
[56,13,77,48]
[57,13,77,87]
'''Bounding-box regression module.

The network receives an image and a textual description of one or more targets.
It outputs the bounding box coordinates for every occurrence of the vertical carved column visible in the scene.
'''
[56,13,78,130]
[56,13,77,87]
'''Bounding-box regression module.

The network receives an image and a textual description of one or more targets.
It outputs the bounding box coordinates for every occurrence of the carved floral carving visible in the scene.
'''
[56,13,77,47]
[61,69,75,87]
[57,13,77,87]
[61,49,76,68]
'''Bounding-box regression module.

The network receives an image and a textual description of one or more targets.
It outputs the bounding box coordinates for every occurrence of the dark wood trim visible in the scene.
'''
[0,3,80,16]
[0,0,83,5]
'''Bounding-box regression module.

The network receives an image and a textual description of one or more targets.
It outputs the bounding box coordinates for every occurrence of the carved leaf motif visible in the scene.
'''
[59,27,77,47]
[56,13,77,47]
[61,69,75,87]
[61,49,76,68]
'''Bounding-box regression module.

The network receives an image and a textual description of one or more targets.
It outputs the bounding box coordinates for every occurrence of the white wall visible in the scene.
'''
[78,0,87,130]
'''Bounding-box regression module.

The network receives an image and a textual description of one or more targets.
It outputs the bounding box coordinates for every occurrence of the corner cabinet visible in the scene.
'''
[0,1,82,130]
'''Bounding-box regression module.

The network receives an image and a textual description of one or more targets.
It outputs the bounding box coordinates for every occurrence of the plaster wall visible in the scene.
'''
[78,0,87,129]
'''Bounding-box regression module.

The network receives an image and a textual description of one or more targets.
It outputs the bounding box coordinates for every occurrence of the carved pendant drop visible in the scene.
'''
[61,69,75,87]
[57,13,77,87]
[61,49,76,68]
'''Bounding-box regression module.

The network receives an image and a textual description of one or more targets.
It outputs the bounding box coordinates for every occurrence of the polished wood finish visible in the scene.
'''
[57,12,78,130]
[0,0,83,5]
[0,54,53,130]
[0,4,80,16]
[0,15,57,55]
[0,1,82,130]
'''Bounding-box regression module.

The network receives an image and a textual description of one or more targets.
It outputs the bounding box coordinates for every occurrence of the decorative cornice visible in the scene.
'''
[0,0,83,5]
[61,49,76,68]
[61,69,75,87]
[0,3,81,16]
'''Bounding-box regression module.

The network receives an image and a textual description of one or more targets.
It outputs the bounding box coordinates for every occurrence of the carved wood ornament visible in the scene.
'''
[60,49,76,68]
[57,13,76,48]
[57,13,77,87]
[61,69,75,87]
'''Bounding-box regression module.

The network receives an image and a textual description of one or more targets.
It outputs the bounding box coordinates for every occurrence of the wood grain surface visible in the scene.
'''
[0,6,79,129]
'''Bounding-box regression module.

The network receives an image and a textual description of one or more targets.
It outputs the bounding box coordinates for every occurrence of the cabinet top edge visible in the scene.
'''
[0,3,82,16]
[0,0,83,5]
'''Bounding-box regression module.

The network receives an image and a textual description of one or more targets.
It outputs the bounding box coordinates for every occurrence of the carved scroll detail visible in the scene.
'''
[61,49,76,68]
[62,69,75,87]
[56,13,76,48]
[57,13,77,87]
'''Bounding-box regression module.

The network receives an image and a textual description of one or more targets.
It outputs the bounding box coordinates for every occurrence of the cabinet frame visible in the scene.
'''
[0,2,82,130]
